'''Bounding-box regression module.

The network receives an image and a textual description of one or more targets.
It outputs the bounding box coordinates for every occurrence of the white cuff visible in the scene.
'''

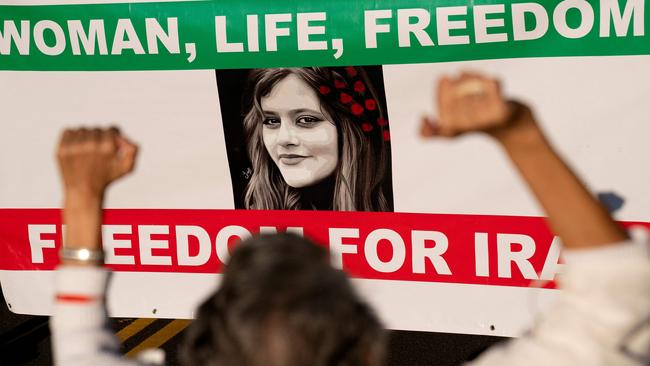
[55,266,109,296]
[562,226,649,264]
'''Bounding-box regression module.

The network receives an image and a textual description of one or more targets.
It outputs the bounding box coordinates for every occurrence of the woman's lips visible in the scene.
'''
[279,154,308,165]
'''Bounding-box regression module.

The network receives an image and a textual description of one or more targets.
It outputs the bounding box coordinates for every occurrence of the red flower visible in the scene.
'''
[319,85,331,95]
[382,130,391,141]
[377,117,388,126]
[346,66,358,77]
[365,99,376,111]
[340,92,353,104]
[361,122,373,132]
[351,103,364,116]
[334,79,346,89]
[354,81,366,93]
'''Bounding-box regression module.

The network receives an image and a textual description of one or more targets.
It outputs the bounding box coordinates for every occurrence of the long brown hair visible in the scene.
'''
[242,67,390,211]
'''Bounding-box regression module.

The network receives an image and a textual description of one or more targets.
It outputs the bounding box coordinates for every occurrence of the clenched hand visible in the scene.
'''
[57,127,138,197]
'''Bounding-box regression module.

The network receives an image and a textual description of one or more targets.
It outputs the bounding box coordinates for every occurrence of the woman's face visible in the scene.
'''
[260,74,339,188]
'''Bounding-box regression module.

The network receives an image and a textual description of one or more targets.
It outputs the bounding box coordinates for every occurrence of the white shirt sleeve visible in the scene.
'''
[467,228,650,366]
[50,266,161,366]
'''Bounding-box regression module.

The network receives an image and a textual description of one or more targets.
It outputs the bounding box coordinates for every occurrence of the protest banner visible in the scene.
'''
[1,0,649,336]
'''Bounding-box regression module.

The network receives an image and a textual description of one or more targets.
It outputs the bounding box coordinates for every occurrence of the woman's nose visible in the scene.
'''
[276,120,299,146]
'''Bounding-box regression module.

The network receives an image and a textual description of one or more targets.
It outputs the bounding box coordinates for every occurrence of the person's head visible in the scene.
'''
[242,67,390,211]
[181,233,386,366]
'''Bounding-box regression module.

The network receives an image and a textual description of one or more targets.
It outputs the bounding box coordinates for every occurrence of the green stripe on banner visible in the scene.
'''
[0,0,647,70]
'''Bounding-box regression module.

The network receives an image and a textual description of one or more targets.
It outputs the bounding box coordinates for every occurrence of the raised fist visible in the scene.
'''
[421,72,535,140]
[56,127,138,196]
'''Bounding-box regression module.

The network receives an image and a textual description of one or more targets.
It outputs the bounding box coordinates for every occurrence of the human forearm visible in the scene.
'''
[57,127,137,264]
[427,73,648,366]
[62,190,104,266]
[495,107,628,249]
[423,74,628,249]
[53,127,141,366]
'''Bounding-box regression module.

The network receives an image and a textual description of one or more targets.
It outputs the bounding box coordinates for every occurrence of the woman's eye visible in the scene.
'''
[262,117,280,128]
[296,116,321,126]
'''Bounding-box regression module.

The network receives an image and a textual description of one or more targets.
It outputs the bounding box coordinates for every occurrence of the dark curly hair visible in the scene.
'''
[180,233,386,366]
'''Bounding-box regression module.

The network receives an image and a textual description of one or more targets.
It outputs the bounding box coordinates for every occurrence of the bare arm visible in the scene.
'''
[52,127,145,366]
[57,127,138,264]
[423,73,648,366]
[421,73,627,249]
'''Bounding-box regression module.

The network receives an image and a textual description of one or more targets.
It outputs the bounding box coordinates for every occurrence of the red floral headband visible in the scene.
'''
[318,66,390,142]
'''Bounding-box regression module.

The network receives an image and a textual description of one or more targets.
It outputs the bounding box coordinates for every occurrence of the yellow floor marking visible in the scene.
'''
[126,320,191,358]
[115,318,156,343]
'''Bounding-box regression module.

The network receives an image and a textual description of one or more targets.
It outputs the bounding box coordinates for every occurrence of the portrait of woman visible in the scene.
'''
[216,66,393,211]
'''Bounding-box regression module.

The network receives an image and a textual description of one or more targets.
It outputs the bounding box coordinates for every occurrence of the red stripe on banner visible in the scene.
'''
[55,294,98,303]
[1,209,648,289]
